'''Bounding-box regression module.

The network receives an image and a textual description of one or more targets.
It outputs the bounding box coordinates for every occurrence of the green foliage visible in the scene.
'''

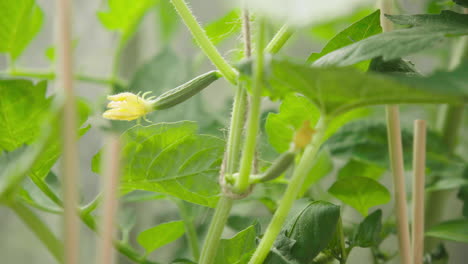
[454,0,468,7]
[266,59,464,117]
[98,0,155,41]
[205,9,242,46]
[0,80,50,151]
[350,209,383,248]
[214,225,257,264]
[137,220,186,253]
[327,121,467,180]
[328,177,390,216]
[426,219,468,243]
[338,159,385,180]
[156,0,180,44]
[0,0,44,60]
[308,9,382,70]
[265,94,320,153]
[314,11,468,67]
[266,201,340,263]
[93,121,224,207]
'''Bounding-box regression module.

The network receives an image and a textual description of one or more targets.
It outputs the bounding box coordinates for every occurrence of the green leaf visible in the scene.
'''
[327,121,467,180]
[0,79,50,151]
[214,225,257,264]
[298,150,333,197]
[308,9,382,71]
[137,220,185,253]
[98,0,155,40]
[392,61,468,97]
[454,0,468,7]
[310,8,375,41]
[0,0,44,60]
[267,201,341,263]
[265,94,320,153]
[93,121,224,207]
[266,59,464,116]
[328,177,390,216]
[314,11,468,67]
[156,0,179,44]
[338,159,386,180]
[426,219,468,243]
[351,209,383,248]
[427,178,468,192]
[205,9,242,46]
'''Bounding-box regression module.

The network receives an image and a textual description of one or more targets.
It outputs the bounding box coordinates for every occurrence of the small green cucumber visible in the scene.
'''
[257,151,296,183]
[152,70,221,110]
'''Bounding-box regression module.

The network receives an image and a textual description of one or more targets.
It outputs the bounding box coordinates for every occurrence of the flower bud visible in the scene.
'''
[293,120,316,150]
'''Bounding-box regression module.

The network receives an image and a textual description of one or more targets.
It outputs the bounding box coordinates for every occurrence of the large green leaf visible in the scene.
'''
[266,201,340,263]
[214,225,257,264]
[426,219,468,243]
[314,11,468,67]
[137,220,185,253]
[265,94,320,153]
[265,59,464,117]
[205,9,242,46]
[327,121,467,180]
[94,121,224,207]
[0,0,44,60]
[0,80,50,151]
[328,177,390,216]
[308,9,382,70]
[98,0,155,40]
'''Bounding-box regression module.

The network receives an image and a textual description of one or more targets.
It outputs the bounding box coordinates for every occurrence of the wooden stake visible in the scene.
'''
[97,135,121,264]
[56,0,79,263]
[386,106,412,264]
[412,120,426,264]
[379,1,412,263]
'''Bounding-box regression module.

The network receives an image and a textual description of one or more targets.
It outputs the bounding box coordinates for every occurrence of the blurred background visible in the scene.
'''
[0,0,467,263]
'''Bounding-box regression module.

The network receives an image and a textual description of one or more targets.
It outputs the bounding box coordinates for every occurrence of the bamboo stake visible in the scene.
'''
[96,135,121,264]
[56,0,80,263]
[379,1,411,263]
[412,120,426,264]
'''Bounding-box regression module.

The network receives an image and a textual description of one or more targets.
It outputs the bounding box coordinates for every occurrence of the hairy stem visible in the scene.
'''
[171,0,238,84]
[337,216,347,264]
[198,8,252,264]
[265,25,294,54]
[198,196,233,264]
[248,118,327,264]
[10,201,64,263]
[235,18,265,193]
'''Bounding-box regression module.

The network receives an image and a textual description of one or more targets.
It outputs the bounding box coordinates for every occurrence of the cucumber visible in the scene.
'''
[152,70,221,110]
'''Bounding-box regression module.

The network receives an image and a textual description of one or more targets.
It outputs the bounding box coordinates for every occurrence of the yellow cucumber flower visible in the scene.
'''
[103,92,155,121]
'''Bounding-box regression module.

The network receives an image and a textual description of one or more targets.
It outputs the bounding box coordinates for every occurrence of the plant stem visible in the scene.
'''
[198,196,233,264]
[248,118,327,264]
[4,69,123,86]
[97,135,121,264]
[337,216,347,264]
[56,0,80,263]
[265,25,294,54]
[175,200,200,261]
[235,18,265,193]
[9,201,64,263]
[385,105,411,264]
[171,0,238,84]
[412,120,426,264]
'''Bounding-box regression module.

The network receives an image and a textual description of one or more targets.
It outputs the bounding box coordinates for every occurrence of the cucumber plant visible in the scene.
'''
[0,0,467,263]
